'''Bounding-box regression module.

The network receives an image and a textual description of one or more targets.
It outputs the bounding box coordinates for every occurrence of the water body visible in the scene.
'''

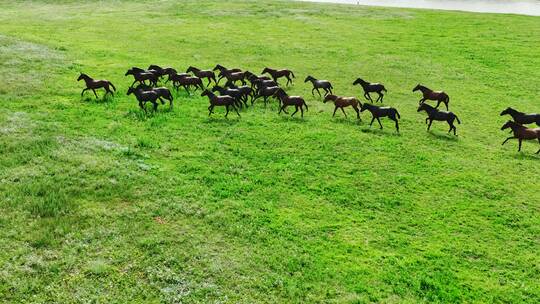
[298,0,540,16]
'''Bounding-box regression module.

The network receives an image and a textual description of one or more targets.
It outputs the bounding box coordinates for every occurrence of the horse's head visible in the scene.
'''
[136,83,151,91]
[304,76,313,83]
[501,120,520,131]
[125,69,133,76]
[148,65,162,71]
[412,84,421,92]
[261,67,269,74]
[360,103,371,112]
[77,73,86,81]
[273,88,286,98]
[201,90,210,97]
[213,64,223,71]
[500,107,515,116]
[163,67,177,76]
[323,94,336,103]
[417,103,429,112]
[126,86,135,96]
[211,85,222,93]
[352,78,363,85]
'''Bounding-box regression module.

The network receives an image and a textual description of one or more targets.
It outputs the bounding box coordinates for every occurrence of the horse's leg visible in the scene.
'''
[518,139,522,152]
[328,87,333,95]
[81,88,89,96]
[378,91,384,102]
[316,88,322,97]
[366,93,373,102]
[369,116,375,127]
[311,88,316,96]
[234,105,241,117]
[502,137,514,145]
[225,105,230,118]
[152,100,158,112]
[354,106,360,119]
[332,107,338,117]
[419,98,426,105]
[376,117,383,129]
[92,89,98,98]
[291,105,299,117]
[536,138,540,154]
[436,100,441,108]
[300,105,304,117]
[391,117,399,132]
[208,105,214,116]
[425,117,429,124]
[340,107,347,118]
[428,119,433,131]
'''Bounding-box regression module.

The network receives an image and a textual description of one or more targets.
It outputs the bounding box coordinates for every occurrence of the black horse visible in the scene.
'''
[127,87,160,113]
[360,103,401,132]
[417,103,461,135]
[304,76,333,96]
[135,84,174,109]
[500,107,540,126]
[353,78,387,103]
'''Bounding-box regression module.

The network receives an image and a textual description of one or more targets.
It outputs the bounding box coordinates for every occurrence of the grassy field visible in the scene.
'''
[0,0,539,303]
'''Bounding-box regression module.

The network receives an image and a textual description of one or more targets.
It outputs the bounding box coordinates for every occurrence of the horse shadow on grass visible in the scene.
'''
[81,94,114,104]
[427,130,459,142]
[331,117,363,126]
[511,152,540,160]
[360,126,401,137]
[203,116,241,125]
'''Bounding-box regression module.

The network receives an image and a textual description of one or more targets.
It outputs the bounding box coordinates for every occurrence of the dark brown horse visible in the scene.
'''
[253,85,280,106]
[127,87,159,113]
[353,78,387,103]
[222,71,246,85]
[323,94,361,119]
[261,67,295,85]
[500,107,540,126]
[125,68,158,87]
[213,65,242,83]
[501,121,540,153]
[166,72,190,84]
[413,84,450,110]
[186,66,216,86]
[136,84,174,109]
[173,75,204,93]
[417,103,461,135]
[274,88,308,117]
[77,73,116,98]
[225,83,254,104]
[360,103,401,132]
[212,85,245,108]
[304,76,333,96]
[244,71,271,88]
[201,90,240,118]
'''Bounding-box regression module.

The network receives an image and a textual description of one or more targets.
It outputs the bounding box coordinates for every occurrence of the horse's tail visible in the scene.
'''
[454,114,461,124]
[290,70,296,78]
[395,109,401,119]
[108,81,116,91]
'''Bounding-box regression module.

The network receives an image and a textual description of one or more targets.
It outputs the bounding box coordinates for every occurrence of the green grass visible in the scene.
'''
[0,0,539,302]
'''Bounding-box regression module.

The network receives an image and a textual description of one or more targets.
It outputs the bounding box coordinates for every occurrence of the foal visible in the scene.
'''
[304,76,333,97]
[77,73,116,98]
[413,84,450,110]
[501,121,540,153]
[201,90,240,118]
[213,65,242,83]
[500,107,540,126]
[127,87,159,113]
[417,103,461,135]
[274,88,308,117]
[323,94,361,119]
[360,103,401,132]
[186,66,216,86]
[353,78,387,103]
[261,67,295,86]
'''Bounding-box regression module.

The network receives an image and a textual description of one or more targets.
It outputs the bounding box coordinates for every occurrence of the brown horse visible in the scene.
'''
[186,66,216,86]
[501,121,540,153]
[323,94,361,119]
[222,71,246,85]
[77,73,116,98]
[261,67,295,85]
[417,103,461,135]
[201,90,240,118]
[125,68,158,87]
[135,84,174,109]
[173,75,204,93]
[274,88,308,117]
[127,87,159,113]
[413,84,450,110]
[213,65,242,83]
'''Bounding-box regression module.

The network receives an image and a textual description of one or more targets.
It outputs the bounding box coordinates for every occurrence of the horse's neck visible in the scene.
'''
[419,86,431,93]
[83,76,93,84]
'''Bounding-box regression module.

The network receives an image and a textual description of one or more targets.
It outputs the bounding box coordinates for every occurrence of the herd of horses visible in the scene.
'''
[77,64,540,154]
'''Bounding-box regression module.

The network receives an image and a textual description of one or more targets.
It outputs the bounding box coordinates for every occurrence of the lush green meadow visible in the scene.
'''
[0,0,539,302]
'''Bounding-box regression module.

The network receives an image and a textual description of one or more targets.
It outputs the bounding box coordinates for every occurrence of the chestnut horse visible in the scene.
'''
[413,84,450,110]
[417,103,461,135]
[501,121,540,153]
[360,103,401,132]
[500,107,540,126]
[353,78,387,103]
[77,73,116,98]
[323,94,361,119]
[261,67,295,85]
